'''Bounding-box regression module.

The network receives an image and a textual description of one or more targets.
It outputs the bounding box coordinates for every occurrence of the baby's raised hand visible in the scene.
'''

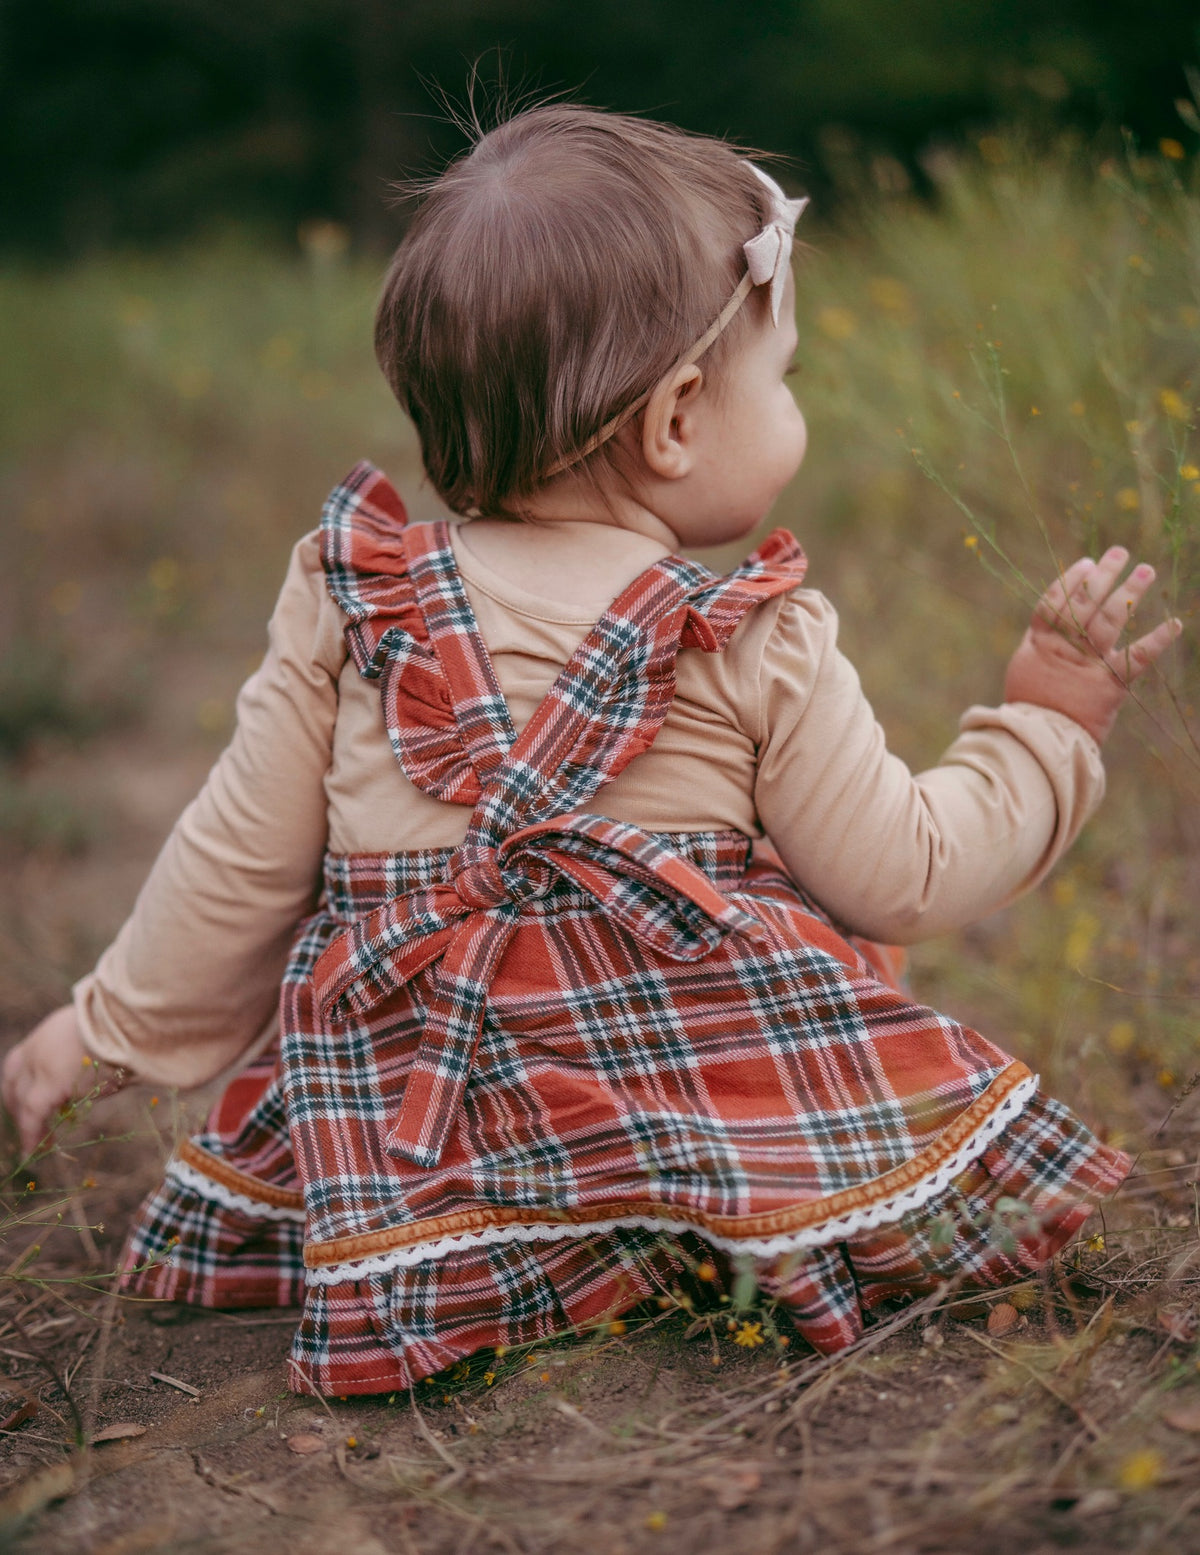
[1,1005,89,1158]
[1004,546,1182,745]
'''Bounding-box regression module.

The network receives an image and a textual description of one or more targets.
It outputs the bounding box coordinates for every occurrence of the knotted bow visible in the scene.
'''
[743,165,810,326]
[312,814,766,1168]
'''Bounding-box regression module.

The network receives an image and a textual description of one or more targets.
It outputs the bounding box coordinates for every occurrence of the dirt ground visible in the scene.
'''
[3,559,1200,1555]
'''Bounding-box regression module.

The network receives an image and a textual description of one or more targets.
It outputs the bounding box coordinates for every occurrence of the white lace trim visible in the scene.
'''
[165,1158,307,1224]
[305,1072,1039,1286]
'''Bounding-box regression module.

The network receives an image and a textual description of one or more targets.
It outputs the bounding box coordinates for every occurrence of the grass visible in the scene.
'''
[0,122,1198,1552]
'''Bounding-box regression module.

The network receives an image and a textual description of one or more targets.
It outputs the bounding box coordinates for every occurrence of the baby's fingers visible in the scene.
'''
[1033,557,1095,631]
[1087,561,1156,656]
[1108,615,1183,684]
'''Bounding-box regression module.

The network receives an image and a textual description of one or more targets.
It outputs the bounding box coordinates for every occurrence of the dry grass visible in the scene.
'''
[1,127,1198,1552]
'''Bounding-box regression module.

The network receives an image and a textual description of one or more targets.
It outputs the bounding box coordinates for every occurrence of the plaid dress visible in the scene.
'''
[123,463,1129,1394]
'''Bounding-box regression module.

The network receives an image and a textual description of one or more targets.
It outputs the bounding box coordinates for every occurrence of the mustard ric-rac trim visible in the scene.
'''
[176,1137,305,1211]
[303,1060,1033,1269]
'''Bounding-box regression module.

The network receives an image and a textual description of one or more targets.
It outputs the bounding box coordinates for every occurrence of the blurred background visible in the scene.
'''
[1,1,1198,1157]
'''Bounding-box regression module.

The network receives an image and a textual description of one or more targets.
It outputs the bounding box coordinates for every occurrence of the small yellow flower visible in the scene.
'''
[483,1370,496,1386]
[1029,405,1041,416]
[81,1055,93,1068]
[1159,387,1189,421]
[607,1319,627,1335]
[82,1177,96,1190]
[1160,138,1186,160]
[345,1436,358,1449]
[1158,1068,1177,1089]
[733,1321,765,1348]
[867,277,911,315]
[539,1371,551,1383]
[817,306,857,341]
[1086,1233,1106,1253]
[150,1096,159,1107]
[963,534,979,551]
[645,1511,668,1531]
[1107,1021,1136,1054]
[1180,463,1199,481]
[1128,254,1145,270]
[26,1181,35,1192]
[1118,1448,1164,1491]
[1116,487,1140,512]
[695,1260,717,1282]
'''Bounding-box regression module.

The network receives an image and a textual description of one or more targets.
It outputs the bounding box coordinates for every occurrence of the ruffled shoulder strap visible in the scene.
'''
[680,527,809,651]
[321,461,487,805]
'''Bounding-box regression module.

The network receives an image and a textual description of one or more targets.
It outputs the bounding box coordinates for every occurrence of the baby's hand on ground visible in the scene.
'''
[1004,546,1183,745]
[1,1005,89,1158]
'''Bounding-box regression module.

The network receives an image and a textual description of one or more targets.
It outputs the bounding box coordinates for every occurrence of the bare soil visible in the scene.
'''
[3,590,1200,1555]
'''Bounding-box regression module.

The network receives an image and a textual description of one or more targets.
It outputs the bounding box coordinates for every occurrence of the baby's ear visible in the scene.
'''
[641,363,703,480]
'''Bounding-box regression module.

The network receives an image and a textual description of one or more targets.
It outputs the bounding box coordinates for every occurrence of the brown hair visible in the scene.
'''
[374,104,773,517]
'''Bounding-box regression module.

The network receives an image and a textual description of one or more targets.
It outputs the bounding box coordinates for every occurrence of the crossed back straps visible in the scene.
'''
[315,461,810,1166]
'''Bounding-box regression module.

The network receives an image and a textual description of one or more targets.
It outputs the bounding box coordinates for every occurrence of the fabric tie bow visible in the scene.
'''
[312,814,766,1169]
[743,165,810,326]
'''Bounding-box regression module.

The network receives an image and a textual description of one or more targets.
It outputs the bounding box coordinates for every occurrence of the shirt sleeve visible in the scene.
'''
[72,531,344,1086]
[753,590,1106,945]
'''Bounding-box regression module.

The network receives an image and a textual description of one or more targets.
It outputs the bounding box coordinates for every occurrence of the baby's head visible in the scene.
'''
[375,104,800,520]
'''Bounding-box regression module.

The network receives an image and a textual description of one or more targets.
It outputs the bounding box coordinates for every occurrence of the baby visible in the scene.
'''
[4,104,1179,1393]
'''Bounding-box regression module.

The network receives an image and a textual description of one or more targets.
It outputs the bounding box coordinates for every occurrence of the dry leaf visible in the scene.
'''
[1157,1306,1196,1343]
[1164,1402,1200,1434]
[0,1393,38,1433]
[987,1302,1019,1336]
[699,1467,762,1510]
[91,1422,147,1444]
[285,1432,326,1455]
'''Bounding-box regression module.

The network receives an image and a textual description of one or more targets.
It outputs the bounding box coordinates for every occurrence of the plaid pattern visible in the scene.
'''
[122,463,1130,1394]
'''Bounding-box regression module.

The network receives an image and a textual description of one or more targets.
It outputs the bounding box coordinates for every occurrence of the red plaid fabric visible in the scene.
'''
[122,463,1129,1394]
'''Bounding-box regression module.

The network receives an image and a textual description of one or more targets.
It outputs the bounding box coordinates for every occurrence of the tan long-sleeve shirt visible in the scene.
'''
[74,525,1105,1086]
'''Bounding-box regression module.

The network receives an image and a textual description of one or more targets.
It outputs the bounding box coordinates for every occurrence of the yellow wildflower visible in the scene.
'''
[695,1260,717,1282]
[1158,1068,1177,1089]
[1180,464,1199,481]
[1107,1021,1135,1054]
[608,1319,627,1335]
[817,306,857,341]
[1116,488,1140,512]
[646,1511,668,1531]
[345,1436,358,1449]
[963,534,979,551]
[1160,138,1186,160]
[867,277,910,315]
[1086,1233,1105,1253]
[483,1370,496,1386]
[1159,387,1189,421]
[734,1321,765,1348]
[1118,1449,1164,1491]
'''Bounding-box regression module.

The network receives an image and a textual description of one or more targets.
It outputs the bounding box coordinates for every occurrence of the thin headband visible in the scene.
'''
[544,165,809,478]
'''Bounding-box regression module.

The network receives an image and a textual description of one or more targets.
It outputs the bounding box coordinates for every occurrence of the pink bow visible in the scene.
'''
[742,166,810,326]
